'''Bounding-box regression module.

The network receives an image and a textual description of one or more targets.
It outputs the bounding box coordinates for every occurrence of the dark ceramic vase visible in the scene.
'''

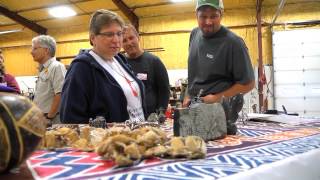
[0,93,47,173]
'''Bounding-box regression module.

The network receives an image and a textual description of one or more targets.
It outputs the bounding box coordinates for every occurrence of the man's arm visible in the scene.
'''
[47,62,66,119]
[182,95,191,107]
[154,58,170,112]
[47,93,61,118]
[182,84,191,107]
[201,80,255,103]
[182,30,195,108]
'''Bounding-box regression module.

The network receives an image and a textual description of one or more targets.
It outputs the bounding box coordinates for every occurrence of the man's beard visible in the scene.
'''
[201,25,220,37]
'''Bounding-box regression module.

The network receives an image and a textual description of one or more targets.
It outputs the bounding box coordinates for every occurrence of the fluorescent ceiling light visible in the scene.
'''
[49,6,76,18]
[170,0,191,2]
[0,29,23,35]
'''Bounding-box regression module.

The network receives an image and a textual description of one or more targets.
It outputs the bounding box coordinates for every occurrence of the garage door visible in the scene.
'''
[273,29,320,117]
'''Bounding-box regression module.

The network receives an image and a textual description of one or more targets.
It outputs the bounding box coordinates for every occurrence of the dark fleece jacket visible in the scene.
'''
[60,51,146,124]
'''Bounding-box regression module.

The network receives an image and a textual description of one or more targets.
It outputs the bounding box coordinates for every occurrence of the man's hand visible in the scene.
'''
[43,113,53,127]
[201,93,223,104]
[44,113,55,120]
[182,96,191,107]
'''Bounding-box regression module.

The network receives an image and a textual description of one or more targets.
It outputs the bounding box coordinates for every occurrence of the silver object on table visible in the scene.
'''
[89,116,107,129]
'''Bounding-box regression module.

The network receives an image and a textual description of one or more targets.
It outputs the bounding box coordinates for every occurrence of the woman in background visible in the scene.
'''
[0,49,21,94]
[60,9,146,124]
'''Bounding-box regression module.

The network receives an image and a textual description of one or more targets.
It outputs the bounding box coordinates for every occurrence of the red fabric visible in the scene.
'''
[3,74,21,94]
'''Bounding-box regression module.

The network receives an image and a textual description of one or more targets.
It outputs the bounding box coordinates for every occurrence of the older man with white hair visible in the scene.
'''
[31,35,66,124]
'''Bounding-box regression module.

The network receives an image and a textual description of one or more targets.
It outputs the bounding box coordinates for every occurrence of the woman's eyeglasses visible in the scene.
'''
[97,31,123,39]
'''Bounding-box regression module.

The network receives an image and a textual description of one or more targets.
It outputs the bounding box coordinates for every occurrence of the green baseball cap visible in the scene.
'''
[196,0,224,10]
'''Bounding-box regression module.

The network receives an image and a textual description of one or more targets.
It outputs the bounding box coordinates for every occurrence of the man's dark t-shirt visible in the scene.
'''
[188,26,254,97]
[127,51,170,117]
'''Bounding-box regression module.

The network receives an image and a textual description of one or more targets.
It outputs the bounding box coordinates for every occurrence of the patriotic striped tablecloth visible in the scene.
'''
[27,120,320,180]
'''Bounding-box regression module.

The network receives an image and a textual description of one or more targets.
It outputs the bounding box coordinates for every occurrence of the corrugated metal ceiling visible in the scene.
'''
[0,0,318,32]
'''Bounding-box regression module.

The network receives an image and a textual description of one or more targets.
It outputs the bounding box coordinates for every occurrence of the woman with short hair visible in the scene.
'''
[60,9,146,124]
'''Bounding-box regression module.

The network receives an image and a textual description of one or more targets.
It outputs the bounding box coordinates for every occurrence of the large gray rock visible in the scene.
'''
[173,103,227,141]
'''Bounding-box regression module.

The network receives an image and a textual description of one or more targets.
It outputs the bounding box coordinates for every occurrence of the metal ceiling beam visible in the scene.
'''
[0,5,47,34]
[270,0,286,27]
[256,0,264,113]
[0,9,121,27]
[111,0,139,31]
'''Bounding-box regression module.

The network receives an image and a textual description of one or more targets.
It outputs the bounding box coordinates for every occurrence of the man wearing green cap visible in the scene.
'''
[183,0,255,134]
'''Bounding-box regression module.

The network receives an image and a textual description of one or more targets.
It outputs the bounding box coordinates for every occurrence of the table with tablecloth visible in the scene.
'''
[5,118,320,180]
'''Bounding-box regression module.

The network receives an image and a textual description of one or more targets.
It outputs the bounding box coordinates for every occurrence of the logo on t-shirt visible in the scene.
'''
[206,53,214,60]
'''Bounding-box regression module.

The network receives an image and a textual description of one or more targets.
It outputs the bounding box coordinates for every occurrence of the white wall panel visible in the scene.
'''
[274,57,320,71]
[272,29,320,117]
[275,98,320,112]
[274,71,304,84]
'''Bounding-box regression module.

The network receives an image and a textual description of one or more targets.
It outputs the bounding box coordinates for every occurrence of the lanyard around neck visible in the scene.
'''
[107,60,138,97]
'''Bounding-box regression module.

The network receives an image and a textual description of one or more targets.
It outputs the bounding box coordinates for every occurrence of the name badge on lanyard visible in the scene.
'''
[136,73,147,81]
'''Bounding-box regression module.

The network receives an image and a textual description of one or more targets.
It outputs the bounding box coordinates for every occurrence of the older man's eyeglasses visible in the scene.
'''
[31,46,45,51]
[97,31,123,39]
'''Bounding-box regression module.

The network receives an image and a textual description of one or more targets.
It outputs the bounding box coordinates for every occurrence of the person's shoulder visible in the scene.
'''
[144,52,163,64]
[190,27,200,38]
[48,59,65,72]
[189,27,202,44]
[115,53,127,63]
[144,51,158,59]
[223,26,245,44]
[71,51,100,68]
[4,73,16,80]
[74,51,93,62]
[115,53,131,67]
[67,52,95,71]
[52,59,65,67]
[191,27,200,34]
